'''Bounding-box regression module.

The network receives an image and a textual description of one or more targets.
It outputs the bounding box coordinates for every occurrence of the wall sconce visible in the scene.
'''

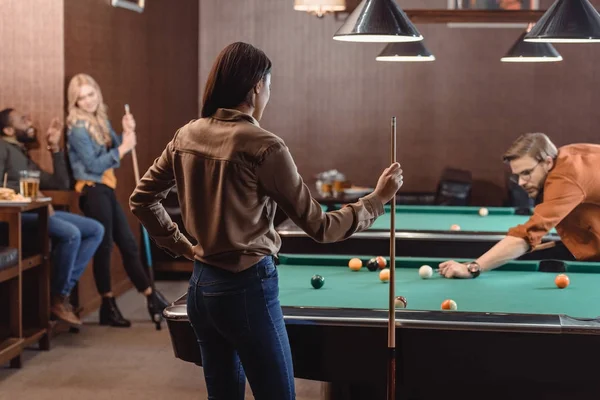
[111,0,145,13]
[294,0,346,18]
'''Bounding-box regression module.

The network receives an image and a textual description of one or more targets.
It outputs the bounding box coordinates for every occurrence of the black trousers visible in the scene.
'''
[79,184,151,294]
[534,242,576,261]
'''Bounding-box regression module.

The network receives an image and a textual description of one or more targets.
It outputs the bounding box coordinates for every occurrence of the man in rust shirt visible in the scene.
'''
[439,132,600,278]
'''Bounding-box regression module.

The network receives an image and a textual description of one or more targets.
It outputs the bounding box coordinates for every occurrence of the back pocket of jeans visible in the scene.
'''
[203,289,250,339]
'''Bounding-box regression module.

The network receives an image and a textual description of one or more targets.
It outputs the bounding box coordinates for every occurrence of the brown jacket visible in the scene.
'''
[129,108,384,271]
[507,144,600,261]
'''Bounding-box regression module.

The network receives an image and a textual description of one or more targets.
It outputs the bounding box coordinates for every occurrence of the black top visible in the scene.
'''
[0,139,70,192]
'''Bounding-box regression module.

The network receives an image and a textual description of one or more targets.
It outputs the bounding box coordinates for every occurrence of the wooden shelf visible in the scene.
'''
[22,328,48,348]
[22,255,43,272]
[404,9,546,24]
[0,265,19,284]
[0,337,23,367]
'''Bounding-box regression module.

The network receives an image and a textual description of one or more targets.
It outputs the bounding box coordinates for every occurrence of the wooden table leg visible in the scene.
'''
[4,212,23,367]
[37,206,50,350]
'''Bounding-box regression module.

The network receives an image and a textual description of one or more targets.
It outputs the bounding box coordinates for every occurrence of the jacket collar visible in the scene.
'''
[212,108,260,127]
[1,136,26,152]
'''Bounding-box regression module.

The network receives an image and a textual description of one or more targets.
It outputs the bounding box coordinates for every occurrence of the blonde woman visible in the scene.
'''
[66,73,169,328]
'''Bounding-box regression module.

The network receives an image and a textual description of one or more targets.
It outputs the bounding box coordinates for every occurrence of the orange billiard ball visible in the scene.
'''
[379,268,390,282]
[555,274,570,289]
[348,258,362,271]
[376,256,387,269]
[441,299,457,310]
[450,224,461,231]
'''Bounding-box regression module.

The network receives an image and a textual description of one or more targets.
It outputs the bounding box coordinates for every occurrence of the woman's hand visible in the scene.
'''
[118,130,137,158]
[122,113,136,133]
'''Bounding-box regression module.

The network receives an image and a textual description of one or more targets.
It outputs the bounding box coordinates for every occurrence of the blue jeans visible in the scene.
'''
[187,256,295,400]
[22,211,104,296]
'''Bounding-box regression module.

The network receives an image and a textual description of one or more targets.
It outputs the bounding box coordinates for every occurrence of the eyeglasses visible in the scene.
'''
[510,161,541,184]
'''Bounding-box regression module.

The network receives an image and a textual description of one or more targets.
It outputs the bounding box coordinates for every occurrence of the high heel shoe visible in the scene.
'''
[146,290,170,329]
[99,297,131,328]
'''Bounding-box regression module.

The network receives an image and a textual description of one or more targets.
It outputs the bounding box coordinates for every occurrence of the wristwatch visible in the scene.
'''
[465,261,481,278]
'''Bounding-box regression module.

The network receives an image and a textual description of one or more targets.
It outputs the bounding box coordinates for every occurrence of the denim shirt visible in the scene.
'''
[66,120,122,183]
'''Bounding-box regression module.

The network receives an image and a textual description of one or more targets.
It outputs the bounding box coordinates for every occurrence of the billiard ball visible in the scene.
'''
[311,274,325,289]
[376,256,387,269]
[379,268,390,282]
[395,296,407,308]
[479,207,489,217]
[348,258,362,271]
[366,258,379,272]
[555,273,570,289]
[450,224,461,231]
[419,265,433,279]
[441,299,457,310]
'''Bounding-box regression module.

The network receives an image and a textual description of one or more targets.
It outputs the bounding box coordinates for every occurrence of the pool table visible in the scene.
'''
[164,254,600,400]
[277,205,562,259]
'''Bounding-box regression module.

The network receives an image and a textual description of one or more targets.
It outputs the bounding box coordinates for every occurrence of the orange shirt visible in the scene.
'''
[75,168,117,192]
[507,144,600,261]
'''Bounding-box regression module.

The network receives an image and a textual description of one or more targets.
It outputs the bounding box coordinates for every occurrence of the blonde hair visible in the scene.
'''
[503,133,558,163]
[66,74,111,146]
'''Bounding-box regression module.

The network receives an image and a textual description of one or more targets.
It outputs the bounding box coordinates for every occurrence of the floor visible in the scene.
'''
[0,280,324,400]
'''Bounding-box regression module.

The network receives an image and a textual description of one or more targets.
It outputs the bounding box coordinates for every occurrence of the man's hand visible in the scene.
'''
[438,260,472,279]
[46,118,63,152]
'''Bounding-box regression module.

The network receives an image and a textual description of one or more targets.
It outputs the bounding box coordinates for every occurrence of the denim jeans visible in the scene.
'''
[187,256,295,400]
[22,211,104,296]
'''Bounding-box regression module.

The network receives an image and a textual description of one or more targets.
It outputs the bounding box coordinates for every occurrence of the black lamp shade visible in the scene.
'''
[376,41,435,61]
[501,32,563,62]
[524,0,600,42]
[333,0,422,42]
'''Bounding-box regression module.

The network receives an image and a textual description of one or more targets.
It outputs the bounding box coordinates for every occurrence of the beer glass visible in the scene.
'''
[19,170,40,199]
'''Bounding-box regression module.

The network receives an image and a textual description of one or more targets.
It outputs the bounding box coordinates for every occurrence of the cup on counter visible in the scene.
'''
[19,170,40,199]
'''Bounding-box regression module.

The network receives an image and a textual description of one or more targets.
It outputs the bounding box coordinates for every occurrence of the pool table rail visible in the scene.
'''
[163,294,600,337]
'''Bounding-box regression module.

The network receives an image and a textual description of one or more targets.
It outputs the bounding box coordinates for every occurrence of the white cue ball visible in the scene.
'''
[419,265,433,279]
[450,224,461,231]
[479,207,489,217]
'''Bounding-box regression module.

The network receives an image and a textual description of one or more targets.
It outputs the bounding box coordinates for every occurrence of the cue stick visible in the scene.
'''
[387,116,397,400]
[124,104,162,330]
[529,241,556,253]
[124,104,141,182]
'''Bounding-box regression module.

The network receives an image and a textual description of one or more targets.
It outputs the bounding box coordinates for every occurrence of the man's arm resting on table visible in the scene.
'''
[475,235,530,272]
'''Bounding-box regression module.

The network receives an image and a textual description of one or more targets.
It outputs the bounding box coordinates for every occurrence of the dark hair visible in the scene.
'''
[201,42,272,118]
[0,108,14,136]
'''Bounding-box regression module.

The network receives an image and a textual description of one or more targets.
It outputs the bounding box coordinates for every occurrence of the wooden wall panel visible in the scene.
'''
[199,0,600,205]
[0,0,65,173]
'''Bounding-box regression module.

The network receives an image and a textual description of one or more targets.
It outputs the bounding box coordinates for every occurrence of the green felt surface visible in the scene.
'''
[277,254,600,319]
[368,205,538,233]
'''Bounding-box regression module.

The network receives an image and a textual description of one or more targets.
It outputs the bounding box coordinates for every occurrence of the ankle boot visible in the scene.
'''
[146,290,169,324]
[51,294,82,327]
[99,297,131,328]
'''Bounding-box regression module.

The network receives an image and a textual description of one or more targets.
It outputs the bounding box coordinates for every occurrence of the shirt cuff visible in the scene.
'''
[507,225,540,249]
[110,148,121,167]
[153,228,194,259]
[347,192,384,222]
[362,192,385,217]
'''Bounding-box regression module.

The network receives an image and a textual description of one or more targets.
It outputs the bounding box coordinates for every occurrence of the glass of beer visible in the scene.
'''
[19,170,40,199]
